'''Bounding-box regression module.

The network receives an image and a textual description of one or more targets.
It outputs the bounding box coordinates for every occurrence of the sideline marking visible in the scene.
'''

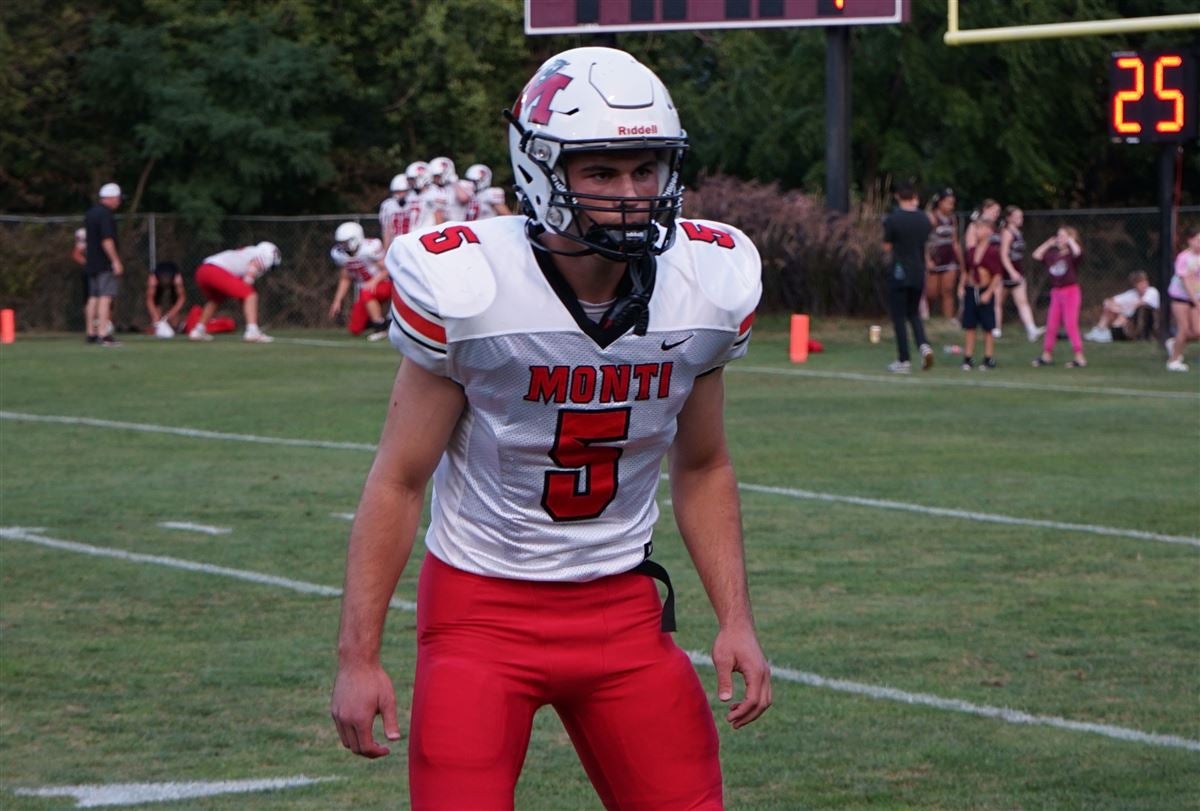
[4,526,1196,753]
[731,364,1200,401]
[13,776,340,808]
[4,410,1195,549]
[0,527,416,611]
[736,482,1200,549]
[331,512,356,521]
[686,651,1200,753]
[158,521,231,536]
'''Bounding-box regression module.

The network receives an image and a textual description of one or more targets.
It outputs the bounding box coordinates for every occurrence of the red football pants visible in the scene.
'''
[348,280,393,335]
[410,554,723,811]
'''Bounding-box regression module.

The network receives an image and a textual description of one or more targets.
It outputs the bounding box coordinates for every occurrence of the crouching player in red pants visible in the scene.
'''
[328,221,392,339]
[331,47,772,811]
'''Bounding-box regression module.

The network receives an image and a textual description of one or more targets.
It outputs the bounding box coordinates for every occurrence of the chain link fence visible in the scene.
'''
[1,207,1196,333]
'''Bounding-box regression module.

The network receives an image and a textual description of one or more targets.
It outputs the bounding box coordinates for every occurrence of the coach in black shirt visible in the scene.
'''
[881,181,934,373]
[84,182,124,346]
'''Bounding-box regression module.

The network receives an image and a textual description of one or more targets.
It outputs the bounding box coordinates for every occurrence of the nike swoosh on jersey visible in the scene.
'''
[660,334,694,351]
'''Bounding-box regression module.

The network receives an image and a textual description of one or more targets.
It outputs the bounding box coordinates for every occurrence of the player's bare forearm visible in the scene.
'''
[337,361,466,663]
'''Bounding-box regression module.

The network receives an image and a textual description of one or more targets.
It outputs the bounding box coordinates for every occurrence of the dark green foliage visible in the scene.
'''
[1,0,1197,219]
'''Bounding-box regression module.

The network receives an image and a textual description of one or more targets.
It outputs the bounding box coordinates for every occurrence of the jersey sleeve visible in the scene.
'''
[386,240,449,376]
[329,246,348,267]
[483,187,506,206]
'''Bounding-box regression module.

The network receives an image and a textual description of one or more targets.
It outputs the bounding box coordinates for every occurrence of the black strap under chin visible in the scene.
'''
[631,558,676,633]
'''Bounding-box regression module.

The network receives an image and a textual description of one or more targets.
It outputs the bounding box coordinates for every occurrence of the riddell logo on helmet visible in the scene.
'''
[617,124,659,135]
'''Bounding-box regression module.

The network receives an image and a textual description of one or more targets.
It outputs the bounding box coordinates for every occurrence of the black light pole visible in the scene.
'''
[825,26,851,213]
[1157,144,1176,339]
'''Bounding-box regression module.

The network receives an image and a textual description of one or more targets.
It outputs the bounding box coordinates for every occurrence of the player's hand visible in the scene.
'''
[112,260,124,277]
[330,662,402,758]
[981,294,992,304]
[711,625,772,729]
[328,302,340,319]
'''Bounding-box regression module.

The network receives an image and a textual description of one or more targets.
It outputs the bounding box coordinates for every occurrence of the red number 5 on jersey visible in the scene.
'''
[419,225,480,255]
[542,408,630,521]
[680,221,735,249]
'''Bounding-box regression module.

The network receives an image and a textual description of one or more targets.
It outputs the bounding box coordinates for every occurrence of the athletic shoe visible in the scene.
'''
[1085,328,1112,343]
[243,327,274,343]
[1027,326,1046,342]
[1031,357,1052,367]
[961,358,974,371]
[1065,360,1087,368]
[1166,359,1189,372]
[920,344,934,370]
[99,335,122,347]
[887,360,911,374]
[981,357,997,370]
[189,326,213,342]
[991,328,1002,339]
[85,335,100,344]
[367,329,390,342]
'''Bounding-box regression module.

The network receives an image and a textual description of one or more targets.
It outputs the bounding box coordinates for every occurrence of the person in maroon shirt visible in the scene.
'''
[957,217,1003,369]
[1031,226,1087,368]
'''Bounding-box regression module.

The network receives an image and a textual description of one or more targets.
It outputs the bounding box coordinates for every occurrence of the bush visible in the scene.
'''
[684,173,888,316]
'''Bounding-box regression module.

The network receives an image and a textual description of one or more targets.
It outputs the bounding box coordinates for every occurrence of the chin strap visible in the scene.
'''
[601,253,656,337]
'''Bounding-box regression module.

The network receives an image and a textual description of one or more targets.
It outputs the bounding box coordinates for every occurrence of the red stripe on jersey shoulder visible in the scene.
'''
[738,311,755,336]
[392,290,446,344]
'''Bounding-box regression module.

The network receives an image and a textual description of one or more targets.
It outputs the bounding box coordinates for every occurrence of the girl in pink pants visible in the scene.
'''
[1031,226,1087,368]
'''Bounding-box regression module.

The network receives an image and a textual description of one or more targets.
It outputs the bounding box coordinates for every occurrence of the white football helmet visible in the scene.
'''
[255,241,281,269]
[334,222,364,255]
[389,173,408,194]
[465,163,492,192]
[507,47,687,261]
[406,160,431,191]
[430,156,456,186]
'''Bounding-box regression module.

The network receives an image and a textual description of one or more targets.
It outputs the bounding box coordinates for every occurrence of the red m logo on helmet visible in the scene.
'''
[516,61,574,126]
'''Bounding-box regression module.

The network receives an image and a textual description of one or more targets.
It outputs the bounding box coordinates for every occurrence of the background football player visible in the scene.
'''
[328,221,390,339]
[462,163,511,221]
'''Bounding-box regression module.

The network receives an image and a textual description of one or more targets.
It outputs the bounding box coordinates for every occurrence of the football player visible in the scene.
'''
[331,48,771,811]
[188,241,280,343]
[405,160,440,231]
[328,221,390,339]
[462,163,511,221]
[378,173,408,252]
[428,155,467,223]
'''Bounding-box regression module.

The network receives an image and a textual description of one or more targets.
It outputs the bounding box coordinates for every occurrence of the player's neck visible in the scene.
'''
[539,234,627,303]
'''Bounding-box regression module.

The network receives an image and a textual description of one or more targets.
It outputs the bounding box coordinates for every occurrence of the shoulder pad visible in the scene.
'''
[389,223,497,319]
[675,219,762,316]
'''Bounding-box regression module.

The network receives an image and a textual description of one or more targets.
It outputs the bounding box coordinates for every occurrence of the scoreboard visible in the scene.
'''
[1108,50,1198,143]
[525,0,909,34]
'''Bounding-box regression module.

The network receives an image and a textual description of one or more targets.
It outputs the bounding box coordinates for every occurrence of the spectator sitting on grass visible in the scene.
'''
[1085,271,1160,343]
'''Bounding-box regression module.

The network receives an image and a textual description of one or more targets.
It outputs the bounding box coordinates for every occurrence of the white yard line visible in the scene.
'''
[13,776,340,808]
[731,364,1200,401]
[736,482,1200,549]
[158,521,231,536]
[330,512,356,521]
[4,410,1195,549]
[3,525,1196,754]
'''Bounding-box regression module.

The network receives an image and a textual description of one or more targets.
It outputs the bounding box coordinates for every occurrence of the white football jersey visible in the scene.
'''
[331,237,385,285]
[203,247,270,279]
[379,197,405,243]
[465,187,506,221]
[411,188,442,229]
[387,216,761,582]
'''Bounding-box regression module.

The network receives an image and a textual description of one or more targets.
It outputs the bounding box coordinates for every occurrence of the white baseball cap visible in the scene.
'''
[99,182,122,198]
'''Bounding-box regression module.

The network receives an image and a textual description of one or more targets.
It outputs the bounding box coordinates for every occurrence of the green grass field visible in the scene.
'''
[2,316,1197,810]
